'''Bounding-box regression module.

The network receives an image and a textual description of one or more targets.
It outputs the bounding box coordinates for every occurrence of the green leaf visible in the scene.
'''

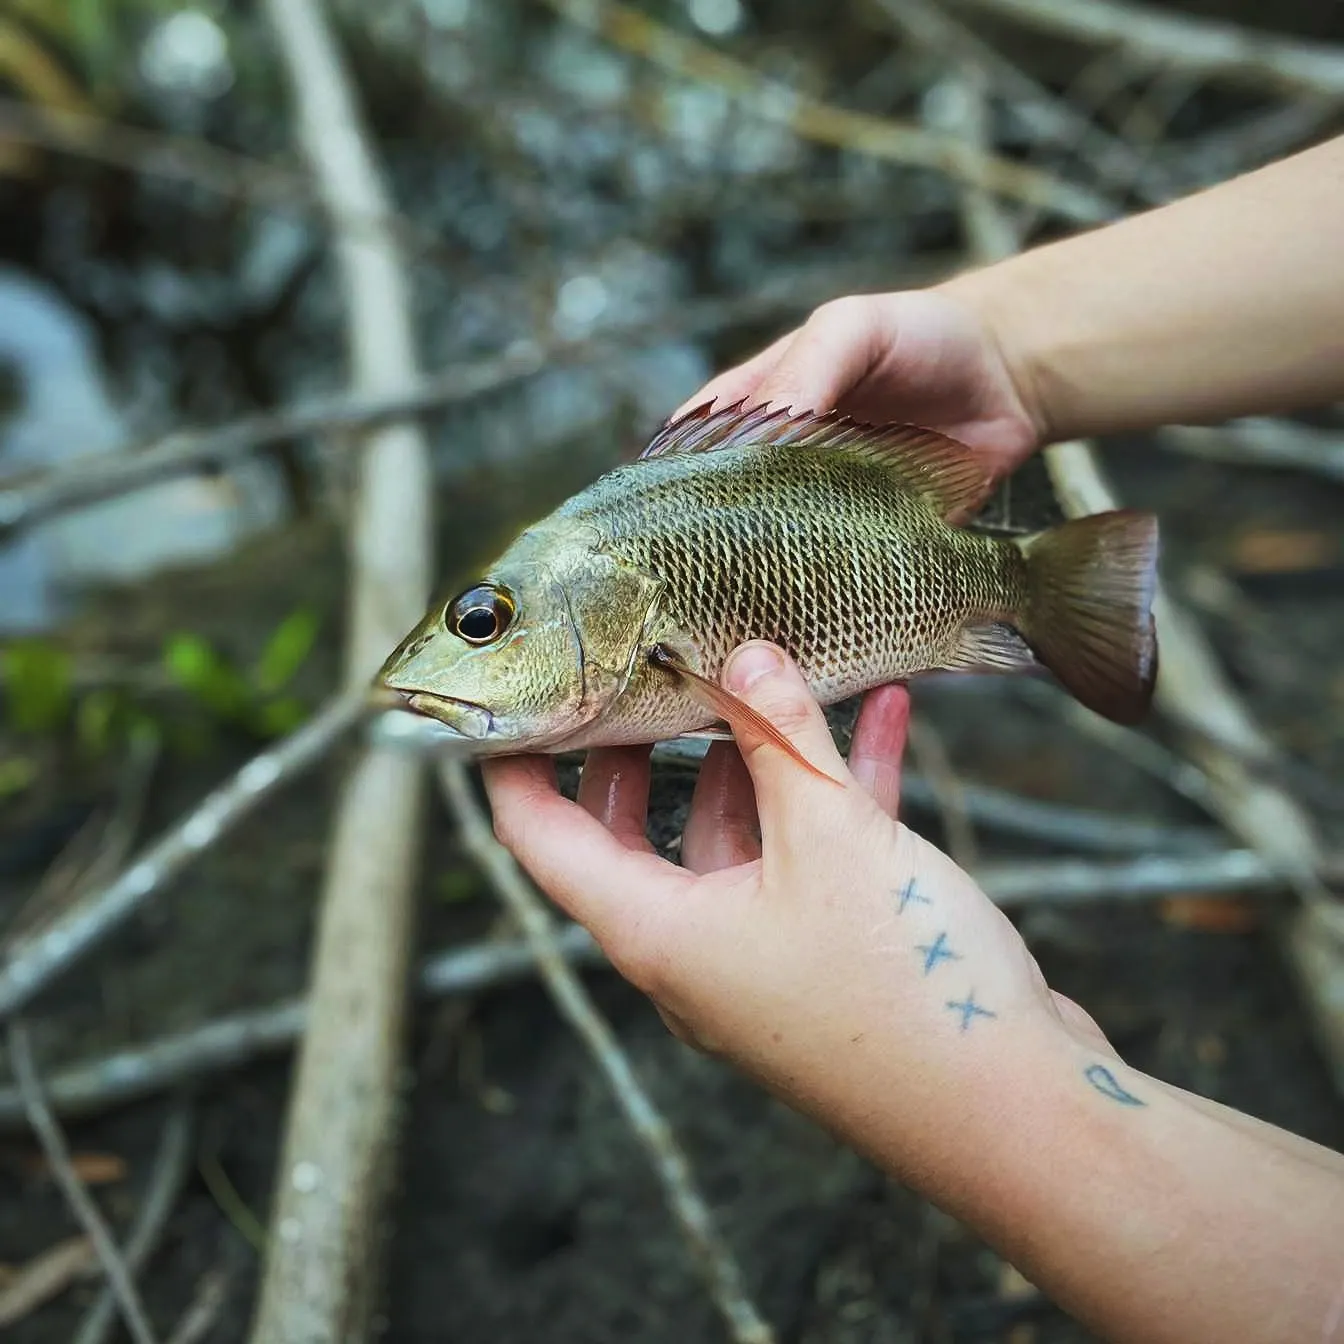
[75,687,122,757]
[435,869,481,905]
[252,696,308,738]
[3,640,72,734]
[0,755,38,800]
[163,633,248,718]
[253,608,320,695]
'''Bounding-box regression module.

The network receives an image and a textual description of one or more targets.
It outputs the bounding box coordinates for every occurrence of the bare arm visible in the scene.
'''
[943,134,1344,441]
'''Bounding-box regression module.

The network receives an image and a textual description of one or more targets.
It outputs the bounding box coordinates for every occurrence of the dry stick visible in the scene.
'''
[949,0,1344,101]
[248,0,434,1340]
[905,717,980,873]
[649,738,1221,855]
[0,691,366,1021]
[0,924,603,1130]
[166,1267,232,1344]
[0,1236,95,1330]
[73,1104,196,1344]
[1160,419,1344,486]
[0,833,1310,1132]
[0,97,464,277]
[6,1023,158,1344]
[0,253,950,540]
[539,0,1113,225]
[440,762,775,1344]
[866,0,1178,203]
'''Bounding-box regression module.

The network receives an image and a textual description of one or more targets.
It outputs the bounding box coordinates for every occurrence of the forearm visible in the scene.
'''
[941,135,1344,441]
[832,1026,1344,1343]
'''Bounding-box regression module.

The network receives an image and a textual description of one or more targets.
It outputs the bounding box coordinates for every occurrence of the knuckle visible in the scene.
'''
[809,294,869,333]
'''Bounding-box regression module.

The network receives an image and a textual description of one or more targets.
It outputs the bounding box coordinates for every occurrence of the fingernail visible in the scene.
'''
[724,643,785,693]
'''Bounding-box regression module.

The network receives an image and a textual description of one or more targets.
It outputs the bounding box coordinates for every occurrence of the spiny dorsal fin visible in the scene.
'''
[640,399,994,523]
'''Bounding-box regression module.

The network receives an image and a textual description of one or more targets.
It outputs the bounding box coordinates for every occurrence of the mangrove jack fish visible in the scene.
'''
[378,401,1159,777]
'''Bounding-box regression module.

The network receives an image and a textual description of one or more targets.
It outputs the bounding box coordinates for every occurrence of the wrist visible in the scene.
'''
[935,260,1062,448]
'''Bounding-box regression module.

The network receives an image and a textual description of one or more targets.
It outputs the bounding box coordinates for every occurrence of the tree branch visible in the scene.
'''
[246,0,434,1338]
[950,0,1344,101]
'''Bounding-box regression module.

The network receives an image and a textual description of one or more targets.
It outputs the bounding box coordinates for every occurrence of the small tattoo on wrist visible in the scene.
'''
[945,992,996,1031]
[1084,1063,1146,1107]
[916,931,961,975]
[896,878,930,913]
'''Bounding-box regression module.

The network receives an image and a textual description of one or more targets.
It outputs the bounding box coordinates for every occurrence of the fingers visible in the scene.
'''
[751,296,885,415]
[847,684,911,819]
[481,754,687,944]
[682,740,761,874]
[577,746,655,853]
[719,642,850,848]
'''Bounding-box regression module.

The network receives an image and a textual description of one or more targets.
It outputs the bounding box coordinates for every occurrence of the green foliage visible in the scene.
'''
[162,606,322,744]
[2,606,323,761]
[2,639,72,733]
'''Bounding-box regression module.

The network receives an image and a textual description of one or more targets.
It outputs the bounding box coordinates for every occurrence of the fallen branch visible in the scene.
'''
[7,1023,157,1344]
[0,96,462,277]
[949,0,1344,101]
[0,1236,94,1331]
[650,739,1221,856]
[247,0,435,1339]
[72,1104,195,1344]
[541,0,1113,224]
[0,255,952,540]
[0,925,602,1129]
[0,692,366,1021]
[441,761,775,1344]
[867,0,1177,203]
[1160,419,1344,485]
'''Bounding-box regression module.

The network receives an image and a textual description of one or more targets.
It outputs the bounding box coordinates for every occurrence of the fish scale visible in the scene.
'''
[552,443,1025,742]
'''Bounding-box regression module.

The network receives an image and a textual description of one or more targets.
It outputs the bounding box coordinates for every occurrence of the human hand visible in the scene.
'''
[674,287,1045,480]
[481,642,1099,1170]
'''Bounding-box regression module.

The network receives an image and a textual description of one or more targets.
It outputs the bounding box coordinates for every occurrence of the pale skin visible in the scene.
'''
[483,134,1344,1342]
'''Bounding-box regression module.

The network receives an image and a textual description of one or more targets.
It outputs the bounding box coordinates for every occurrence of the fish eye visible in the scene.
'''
[446,583,515,646]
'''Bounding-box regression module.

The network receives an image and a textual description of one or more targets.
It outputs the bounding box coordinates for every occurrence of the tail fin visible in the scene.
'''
[1016,510,1160,725]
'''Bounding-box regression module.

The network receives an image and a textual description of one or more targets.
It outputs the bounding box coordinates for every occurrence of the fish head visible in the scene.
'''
[376,523,661,753]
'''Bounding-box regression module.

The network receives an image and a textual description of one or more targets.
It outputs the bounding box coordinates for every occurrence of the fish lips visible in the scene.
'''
[392,690,496,742]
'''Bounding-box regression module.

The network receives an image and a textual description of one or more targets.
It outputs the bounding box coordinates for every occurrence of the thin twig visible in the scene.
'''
[541,0,1113,224]
[165,1267,232,1344]
[905,717,979,873]
[73,1104,196,1344]
[247,0,434,1338]
[0,254,951,540]
[649,738,1221,855]
[949,0,1344,101]
[867,0,1176,203]
[1160,419,1344,485]
[0,1236,94,1330]
[0,924,602,1129]
[6,1023,158,1344]
[441,760,775,1344]
[0,96,464,276]
[0,691,366,1021]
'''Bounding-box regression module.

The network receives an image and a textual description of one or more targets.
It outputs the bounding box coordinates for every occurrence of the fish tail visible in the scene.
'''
[1014,509,1160,725]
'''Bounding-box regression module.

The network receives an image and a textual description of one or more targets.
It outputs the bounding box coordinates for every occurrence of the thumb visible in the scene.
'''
[720,642,850,845]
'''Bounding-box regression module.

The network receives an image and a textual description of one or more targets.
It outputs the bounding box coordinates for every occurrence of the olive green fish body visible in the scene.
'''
[378,402,1160,754]
[548,444,1028,749]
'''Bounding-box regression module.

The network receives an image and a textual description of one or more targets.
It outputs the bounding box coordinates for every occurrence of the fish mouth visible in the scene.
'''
[385,689,496,742]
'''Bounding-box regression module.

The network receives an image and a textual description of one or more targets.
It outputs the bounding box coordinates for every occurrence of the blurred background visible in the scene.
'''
[0,1,1343,1341]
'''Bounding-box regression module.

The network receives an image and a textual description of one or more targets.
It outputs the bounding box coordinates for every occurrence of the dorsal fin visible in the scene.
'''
[639,399,994,523]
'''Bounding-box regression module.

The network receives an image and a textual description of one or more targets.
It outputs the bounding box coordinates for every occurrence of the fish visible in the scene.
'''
[377,400,1160,777]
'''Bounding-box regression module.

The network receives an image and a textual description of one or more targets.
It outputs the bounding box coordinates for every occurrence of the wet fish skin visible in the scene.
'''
[378,401,1160,757]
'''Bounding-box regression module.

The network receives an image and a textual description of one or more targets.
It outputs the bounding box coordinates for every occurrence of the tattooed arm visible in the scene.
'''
[483,643,1344,1344]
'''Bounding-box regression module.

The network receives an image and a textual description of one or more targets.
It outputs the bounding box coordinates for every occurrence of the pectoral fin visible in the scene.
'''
[648,645,841,785]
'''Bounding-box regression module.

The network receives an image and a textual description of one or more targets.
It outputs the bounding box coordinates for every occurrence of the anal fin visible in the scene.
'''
[944,622,1041,674]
